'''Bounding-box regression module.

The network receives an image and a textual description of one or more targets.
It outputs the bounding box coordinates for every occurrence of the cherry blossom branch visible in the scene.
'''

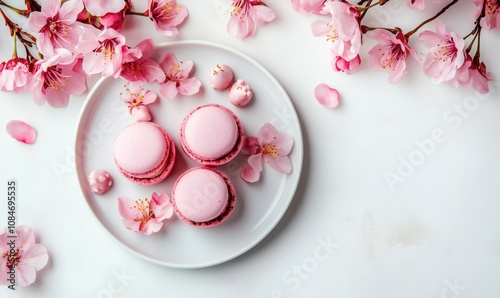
[0,0,29,17]
[0,7,38,61]
[405,0,460,38]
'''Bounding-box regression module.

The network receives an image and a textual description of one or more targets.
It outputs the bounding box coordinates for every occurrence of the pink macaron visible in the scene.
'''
[114,122,176,185]
[180,104,244,166]
[171,166,236,227]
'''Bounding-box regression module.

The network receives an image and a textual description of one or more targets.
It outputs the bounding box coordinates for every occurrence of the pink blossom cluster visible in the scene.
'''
[291,0,497,103]
[0,0,189,107]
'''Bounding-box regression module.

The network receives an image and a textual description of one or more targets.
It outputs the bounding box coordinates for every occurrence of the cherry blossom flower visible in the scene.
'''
[447,55,494,94]
[121,82,157,121]
[0,225,49,287]
[147,0,189,38]
[0,58,32,93]
[240,123,293,183]
[118,192,174,235]
[332,55,361,74]
[314,83,340,109]
[6,120,37,144]
[227,0,276,39]
[120,39,165,84]
[418,21,466,84]
[291,0,326,16]
[81,28,126,78]
[368,29,419,84]
[30,49,87,108]
[27,0,84,56]
[158,53,201,99]
[82,0,126,17]
[311,1,362,61]
[474,0,500,30]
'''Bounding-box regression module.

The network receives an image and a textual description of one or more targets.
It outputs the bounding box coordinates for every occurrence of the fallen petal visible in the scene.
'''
[6,120,37,144]
[314,83,340,109]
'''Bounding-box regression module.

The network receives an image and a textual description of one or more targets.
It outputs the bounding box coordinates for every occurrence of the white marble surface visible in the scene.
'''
[1,0,500,297]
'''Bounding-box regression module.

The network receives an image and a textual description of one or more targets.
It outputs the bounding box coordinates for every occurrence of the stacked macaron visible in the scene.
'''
[113,122,176,185]
[171,166,235,227]
[180,104,244,166]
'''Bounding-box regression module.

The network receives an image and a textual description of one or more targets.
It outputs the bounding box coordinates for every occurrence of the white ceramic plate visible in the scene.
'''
[75,40,303,268]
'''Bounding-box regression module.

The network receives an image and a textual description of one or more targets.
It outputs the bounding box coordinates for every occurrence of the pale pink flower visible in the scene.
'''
[158,53,201,99]
[227,0,276,39]
[466,60,494,93]
[368,29,419,84]
[30,49,87,108]
[121,82,157,121]
[81,28,126,77]
[332,55,361,74]
[0,58,32,93]
[474,0,500,30]
[27,0,84,56]
[449,55,494,94]
[118,192,174,235]
[314,83,340,109]
[241,123,293,183]
[120,39,165,84]
[82,0,126,16]
[311,1,362,61]
[6,120,37,144]
[419,21,466,83]
[291,0,326,15]
[147,0,189,38]
[0,225,49,287]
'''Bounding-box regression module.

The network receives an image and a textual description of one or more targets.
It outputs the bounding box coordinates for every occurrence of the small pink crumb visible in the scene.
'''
[210,64,234,91]
[88,169,113,195]
[229,79,253,107]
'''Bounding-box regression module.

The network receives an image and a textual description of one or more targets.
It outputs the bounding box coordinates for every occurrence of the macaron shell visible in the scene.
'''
[172,167,236,227]
[180,104,244,166]
[114,122,168,174]
[184,106,238,159]
[114,122,176,185]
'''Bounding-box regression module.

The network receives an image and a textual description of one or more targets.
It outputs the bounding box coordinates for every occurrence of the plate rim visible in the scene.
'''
[74,39,304,268]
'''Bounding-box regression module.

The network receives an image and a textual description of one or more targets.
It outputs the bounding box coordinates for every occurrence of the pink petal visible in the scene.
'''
[248,154,264,172]
[15,262,37,286]
[142,90,158,105]
[178,77,201,96]
[118,197,141,219]
[20,243,49,271]
[159,81,179,99]
[122,218,141,232]
[254,5,276,24]
[266,156,293,174]
[258,123,279,144]
[314,83,340,109]
[131,106,152,122]
[273,133,294,156]
[14,226,36,249]
[242,136,260,155]
[241,164,261,183]
[142,219,163,235]
[177,60,194,78]
[6,120,37,144]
